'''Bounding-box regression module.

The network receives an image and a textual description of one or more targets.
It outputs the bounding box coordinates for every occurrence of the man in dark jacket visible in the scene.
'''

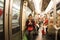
[25,14,36,40]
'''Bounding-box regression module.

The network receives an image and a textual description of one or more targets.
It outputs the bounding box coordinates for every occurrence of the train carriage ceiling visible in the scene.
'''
[26,0,42,13]
[57,2,60,10]
[41,0,50,11]
[28,1,35,11]
[26,0,51,12]
[26,0,35,11]
[0,0,60,14]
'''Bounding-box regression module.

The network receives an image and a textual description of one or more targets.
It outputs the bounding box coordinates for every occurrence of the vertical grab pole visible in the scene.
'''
[53,0,56,25]
[53,0,57,40]
[55,30,58,40]
[19,0,24,40]
[8,0,13,40]
[4,0,9,40]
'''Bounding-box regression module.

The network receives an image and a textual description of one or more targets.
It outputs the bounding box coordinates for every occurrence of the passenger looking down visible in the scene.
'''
[26,14,35,31]
[25,14,36,40]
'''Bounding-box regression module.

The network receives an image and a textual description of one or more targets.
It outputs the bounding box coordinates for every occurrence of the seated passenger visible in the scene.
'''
[25,14,36,40]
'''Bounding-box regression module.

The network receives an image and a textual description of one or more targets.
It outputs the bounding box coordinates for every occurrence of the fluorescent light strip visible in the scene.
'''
[33,0,41,13]
[45,0,60,13]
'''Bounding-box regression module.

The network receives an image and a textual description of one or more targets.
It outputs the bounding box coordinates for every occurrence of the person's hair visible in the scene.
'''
[28,14,32,17]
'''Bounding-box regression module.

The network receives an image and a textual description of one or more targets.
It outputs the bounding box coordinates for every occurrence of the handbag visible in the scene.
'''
[27,26,33,31]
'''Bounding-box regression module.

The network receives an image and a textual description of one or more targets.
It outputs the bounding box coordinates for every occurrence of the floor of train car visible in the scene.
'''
[0,26,20,40]
[0,32,20,40]
[12,32,20,40]
[24,27,60,40]
[36,34,55,40]
[0,27,60,40]
[36,34,60,40]
[0,32,60,40]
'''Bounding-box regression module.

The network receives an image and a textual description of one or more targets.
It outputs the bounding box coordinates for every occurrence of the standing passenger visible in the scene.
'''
[43,14,48,34]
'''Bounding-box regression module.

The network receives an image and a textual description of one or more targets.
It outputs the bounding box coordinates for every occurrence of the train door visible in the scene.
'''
[8,0,23,40]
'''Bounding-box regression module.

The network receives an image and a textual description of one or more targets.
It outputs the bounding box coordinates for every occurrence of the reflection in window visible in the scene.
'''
[0,0,4,40]
[0,0,4,30]
[12,0,21,40]
[12,0,20,26]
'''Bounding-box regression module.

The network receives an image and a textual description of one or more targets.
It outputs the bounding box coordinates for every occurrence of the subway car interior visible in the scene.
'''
[0,0,60,40]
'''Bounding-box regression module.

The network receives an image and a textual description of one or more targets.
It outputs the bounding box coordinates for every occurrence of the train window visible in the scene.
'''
[12,0,20,40]
[0,0,4,40]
